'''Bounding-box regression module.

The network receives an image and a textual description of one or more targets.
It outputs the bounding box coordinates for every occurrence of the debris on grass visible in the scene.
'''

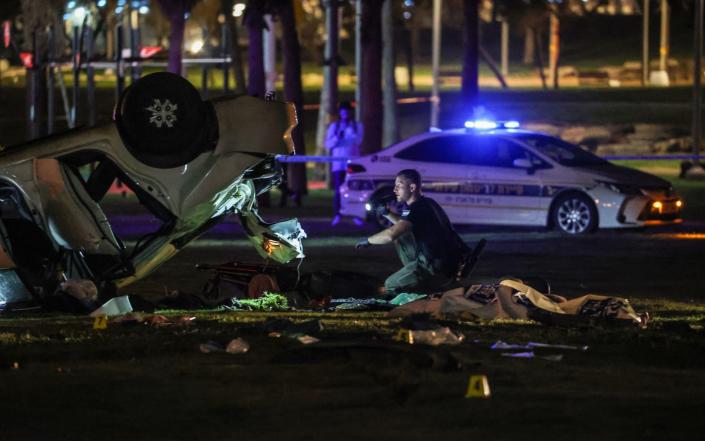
[402,327,465,346]
[490,340,589,351]
[199,341,224,353]
[225,338,250,354]
[389,293,427,306]
[501,351,564,361]
[232,292,289,311]
[296,335,320,345]
[89,295,133,317]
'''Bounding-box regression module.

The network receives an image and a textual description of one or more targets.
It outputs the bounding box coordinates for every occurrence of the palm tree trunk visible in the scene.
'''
[461,0,479,106]
[223,0,246,93]
[158,1,187,75]
[382,0,398,146]
[278,0,307,197]
[315,0,339,156]
[245,10,265,97]
[523,26,534,64]
[360,0,383,155]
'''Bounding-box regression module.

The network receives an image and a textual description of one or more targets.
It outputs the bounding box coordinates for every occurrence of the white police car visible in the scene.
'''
[339,121,682,234]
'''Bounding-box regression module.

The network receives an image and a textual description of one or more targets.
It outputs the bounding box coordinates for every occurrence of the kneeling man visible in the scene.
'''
[355,169,467,294]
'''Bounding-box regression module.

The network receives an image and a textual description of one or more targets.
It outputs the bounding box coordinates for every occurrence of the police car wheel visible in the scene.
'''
[551,193,597,235]
[114,72,218,169]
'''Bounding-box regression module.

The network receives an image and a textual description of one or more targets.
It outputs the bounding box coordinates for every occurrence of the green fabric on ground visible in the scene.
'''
[389,293,428,306]
[237,292,289,311]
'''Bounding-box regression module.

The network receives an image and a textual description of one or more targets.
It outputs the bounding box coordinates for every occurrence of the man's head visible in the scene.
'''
[338,101,353,122]
[394,169,422,203]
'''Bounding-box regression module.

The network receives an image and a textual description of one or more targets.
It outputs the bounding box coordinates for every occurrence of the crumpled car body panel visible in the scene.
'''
[0,94,304,308]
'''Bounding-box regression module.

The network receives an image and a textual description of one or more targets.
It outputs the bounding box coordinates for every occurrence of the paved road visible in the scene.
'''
[112,213,705,302]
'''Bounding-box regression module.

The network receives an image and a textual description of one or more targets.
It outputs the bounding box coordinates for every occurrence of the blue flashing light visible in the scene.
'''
[97,0,107,7]
[464,119,520,130]
[139,5,149,14]
[465,119,497,130]
[115,6,124,13]
[67,1,76,9]
[118,0,126,5]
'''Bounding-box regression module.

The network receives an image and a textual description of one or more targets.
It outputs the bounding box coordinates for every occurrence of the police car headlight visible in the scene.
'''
[596,180,642,195]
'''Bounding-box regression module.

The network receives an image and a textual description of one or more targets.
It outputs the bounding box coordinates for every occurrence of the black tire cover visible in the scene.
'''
[114,72,217,168]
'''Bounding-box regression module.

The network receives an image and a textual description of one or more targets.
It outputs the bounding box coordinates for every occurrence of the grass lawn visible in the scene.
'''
[1,303,704,440]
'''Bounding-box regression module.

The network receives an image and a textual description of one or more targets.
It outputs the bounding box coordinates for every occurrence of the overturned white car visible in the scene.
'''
[0,72,306,308]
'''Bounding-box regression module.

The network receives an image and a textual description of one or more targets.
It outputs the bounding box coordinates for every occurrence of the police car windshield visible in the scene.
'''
[516,134,607,167]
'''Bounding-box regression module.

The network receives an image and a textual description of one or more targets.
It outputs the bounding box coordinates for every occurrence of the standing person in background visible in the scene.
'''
[324,101,364,226]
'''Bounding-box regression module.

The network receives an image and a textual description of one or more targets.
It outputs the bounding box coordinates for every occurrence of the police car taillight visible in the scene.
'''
[347,164,366,174]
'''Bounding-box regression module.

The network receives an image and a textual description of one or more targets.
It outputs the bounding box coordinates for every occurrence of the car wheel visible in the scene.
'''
[115,72,218,168]
[551,193,597,235]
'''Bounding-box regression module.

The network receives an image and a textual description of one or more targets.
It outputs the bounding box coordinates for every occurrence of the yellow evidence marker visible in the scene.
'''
[93,314,108,330]
[465,375,491,398]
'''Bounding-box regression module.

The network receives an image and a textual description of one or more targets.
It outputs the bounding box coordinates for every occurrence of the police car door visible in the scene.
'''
[392,134,469,220]
[462,135,542,225]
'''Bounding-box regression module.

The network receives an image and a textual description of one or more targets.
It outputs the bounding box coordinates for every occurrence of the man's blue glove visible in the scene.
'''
[355,238,371,249]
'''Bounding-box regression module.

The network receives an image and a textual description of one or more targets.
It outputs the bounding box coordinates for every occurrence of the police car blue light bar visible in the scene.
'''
[464,119,520,130]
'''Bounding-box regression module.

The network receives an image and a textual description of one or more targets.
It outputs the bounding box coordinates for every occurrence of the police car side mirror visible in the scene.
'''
[513,158,535,174]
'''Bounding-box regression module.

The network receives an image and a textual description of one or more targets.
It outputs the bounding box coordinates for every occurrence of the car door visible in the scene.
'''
[461,135,543,226]
[392,135,470,221]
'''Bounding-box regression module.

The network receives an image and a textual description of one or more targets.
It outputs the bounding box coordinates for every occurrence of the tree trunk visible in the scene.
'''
[403,27,414,91]
[278,0,307,196]
[533,26,547,89]
[315,0,339,157]
[360,0,383,155]
[461,0,479,107]
[245,10,265,97]
[382,0,398,146]
[20,0,64,138]
[523,26,534,64]
[156,0,192,75]
[223,0,246,93]
[548,12,560,89]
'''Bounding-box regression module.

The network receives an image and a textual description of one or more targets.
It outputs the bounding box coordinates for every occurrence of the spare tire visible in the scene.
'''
[114,72,218,168]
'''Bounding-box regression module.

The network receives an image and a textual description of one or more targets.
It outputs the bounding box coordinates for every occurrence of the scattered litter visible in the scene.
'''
[465,375,491,398]
[297,335,320,345]
[490,340,588,351]
[112,312,144,325]
[61,279,98,303]
[527,341,588,351]
[501,351,564,361]
[56,367,72,374]
[225,338,250,354]
[330,297,390,311]
[199,341,224,353]
[389,293,427,306]
[268,332,282,338]
[89,295,133,317]
[145,315,169,326]
[501,351,535,358]
[92,314,108,330]
[407,327,465,346]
